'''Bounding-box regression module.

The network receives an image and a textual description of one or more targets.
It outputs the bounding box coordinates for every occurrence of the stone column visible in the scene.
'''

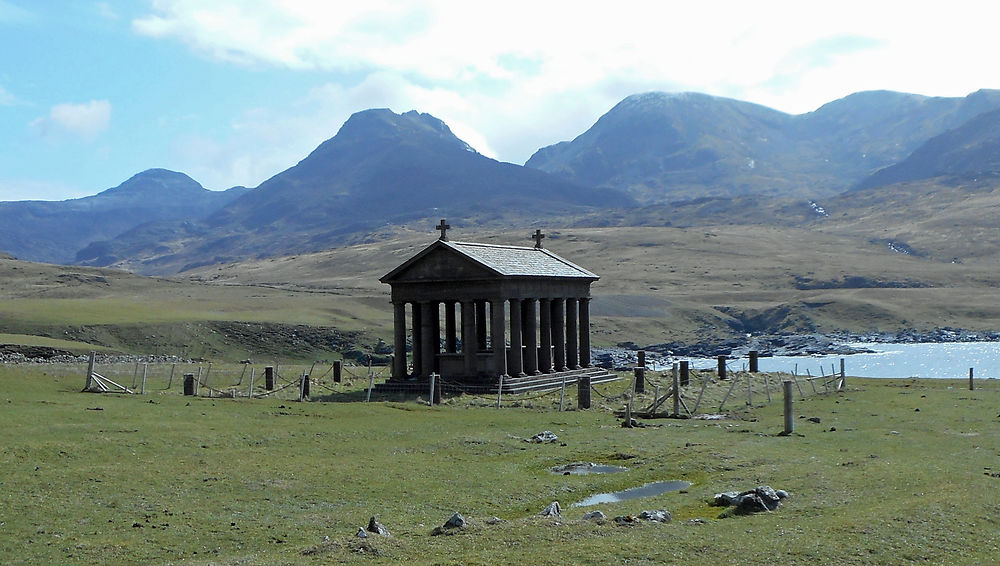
[444,302,457,353]
[392,302,407,379]
[538,298,552,373]
[461,300,476,376]
[411,302,423,378]
[508,298,524,377]
[490,298,507,378]
[579,298,592,368]
[420,301,436,378]
[475,301,488,351]
[552,298,566,371]
[566,298,579,370]
[523,299,539,375]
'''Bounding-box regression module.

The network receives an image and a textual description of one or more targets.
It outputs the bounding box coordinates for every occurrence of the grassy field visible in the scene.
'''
[2,363,998,565]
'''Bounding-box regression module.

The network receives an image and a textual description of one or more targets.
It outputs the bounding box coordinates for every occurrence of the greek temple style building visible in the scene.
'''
[379,222,616,393]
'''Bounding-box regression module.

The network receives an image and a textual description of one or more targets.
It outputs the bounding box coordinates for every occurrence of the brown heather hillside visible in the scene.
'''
[3,175,999,358]
[184,178,1000,346]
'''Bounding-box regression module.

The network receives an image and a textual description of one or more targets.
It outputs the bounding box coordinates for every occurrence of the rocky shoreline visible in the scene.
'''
[595,328,1000,371]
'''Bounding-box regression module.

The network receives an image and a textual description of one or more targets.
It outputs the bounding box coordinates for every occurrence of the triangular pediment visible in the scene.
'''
[382,244,501,283]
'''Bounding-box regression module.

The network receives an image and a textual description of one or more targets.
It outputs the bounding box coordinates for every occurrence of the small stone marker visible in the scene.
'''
[183,373,195,396]
[265,366,275,390]
[749,351,759,373]
[333,360,342,383]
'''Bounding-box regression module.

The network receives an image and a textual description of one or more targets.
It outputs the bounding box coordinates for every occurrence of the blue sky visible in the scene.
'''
[1,1,997,201]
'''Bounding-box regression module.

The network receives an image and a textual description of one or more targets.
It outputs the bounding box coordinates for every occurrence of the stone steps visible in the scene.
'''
[370,367,620,397]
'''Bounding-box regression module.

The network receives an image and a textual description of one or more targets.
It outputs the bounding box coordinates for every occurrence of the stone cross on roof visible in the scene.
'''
[436,219,451,241]
[532,229,545,249]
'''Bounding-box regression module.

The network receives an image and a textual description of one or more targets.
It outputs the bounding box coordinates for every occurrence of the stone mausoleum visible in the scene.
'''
[379,221,617,393]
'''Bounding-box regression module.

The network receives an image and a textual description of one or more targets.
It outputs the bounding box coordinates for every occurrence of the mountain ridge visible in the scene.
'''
[0,169,248,264]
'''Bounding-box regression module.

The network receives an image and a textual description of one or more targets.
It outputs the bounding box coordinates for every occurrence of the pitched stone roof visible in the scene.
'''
[381,239,599,282]
[445,241,598,279]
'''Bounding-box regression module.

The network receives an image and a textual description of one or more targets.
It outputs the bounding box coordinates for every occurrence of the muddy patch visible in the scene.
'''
[551,462,627,475]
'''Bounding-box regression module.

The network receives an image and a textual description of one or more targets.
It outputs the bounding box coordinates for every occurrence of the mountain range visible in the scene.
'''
[5,89,1000,274]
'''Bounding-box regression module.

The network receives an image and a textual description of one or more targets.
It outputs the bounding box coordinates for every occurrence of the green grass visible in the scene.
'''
[0,334,114,353]
[2,364,998,564]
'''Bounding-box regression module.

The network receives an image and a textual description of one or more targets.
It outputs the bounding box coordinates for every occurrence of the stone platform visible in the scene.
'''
[370,367,619,397]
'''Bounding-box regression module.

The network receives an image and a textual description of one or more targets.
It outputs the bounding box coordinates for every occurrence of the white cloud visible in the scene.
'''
[0,0,32,23]
[31,100,112,141]
[0,85,14,106]
[133,0,1000,170]
[96,2,119,20]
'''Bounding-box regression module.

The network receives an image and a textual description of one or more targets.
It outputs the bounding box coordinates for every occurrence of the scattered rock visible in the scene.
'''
[527,431,559,443]
[355,528,368,538]
[638,510,672,523]
[582,510,606,521]
[431,512,467,536]
[614,515,639,526]
[712,486,787,515]
[539,501,562,518]
[485,516,504,525]
[807,417,821,423]
[366,516,390,536]
[444,512,466,529]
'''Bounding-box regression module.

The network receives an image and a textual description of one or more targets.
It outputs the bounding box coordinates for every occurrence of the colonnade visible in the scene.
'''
[390,297,592,380]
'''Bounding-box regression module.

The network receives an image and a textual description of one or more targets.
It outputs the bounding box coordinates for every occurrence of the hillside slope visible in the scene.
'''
[526,89,1000,202]
[80,109,628,274]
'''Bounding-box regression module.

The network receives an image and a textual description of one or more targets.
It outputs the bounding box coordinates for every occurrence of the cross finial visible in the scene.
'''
[436,219,451,241]
[531,228,545,249]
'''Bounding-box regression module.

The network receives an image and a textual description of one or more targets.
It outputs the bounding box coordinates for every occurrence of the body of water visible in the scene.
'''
[684,342,1000,379]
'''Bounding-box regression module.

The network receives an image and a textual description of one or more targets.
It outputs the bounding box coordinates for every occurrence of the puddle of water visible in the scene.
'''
[572,480,692,507]
[551,462,627,475]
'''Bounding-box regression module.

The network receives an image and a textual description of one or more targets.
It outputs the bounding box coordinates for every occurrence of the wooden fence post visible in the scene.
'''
[299,372,310,401]
[970,368,975,391]
[265,366,275,390]
[578,374,591,409]
[670,363,679,416]
[247,367,255,399]
[783,381,794,435]
[84,351,96,391]
[141,364,147,395]
[496,374,504,408]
